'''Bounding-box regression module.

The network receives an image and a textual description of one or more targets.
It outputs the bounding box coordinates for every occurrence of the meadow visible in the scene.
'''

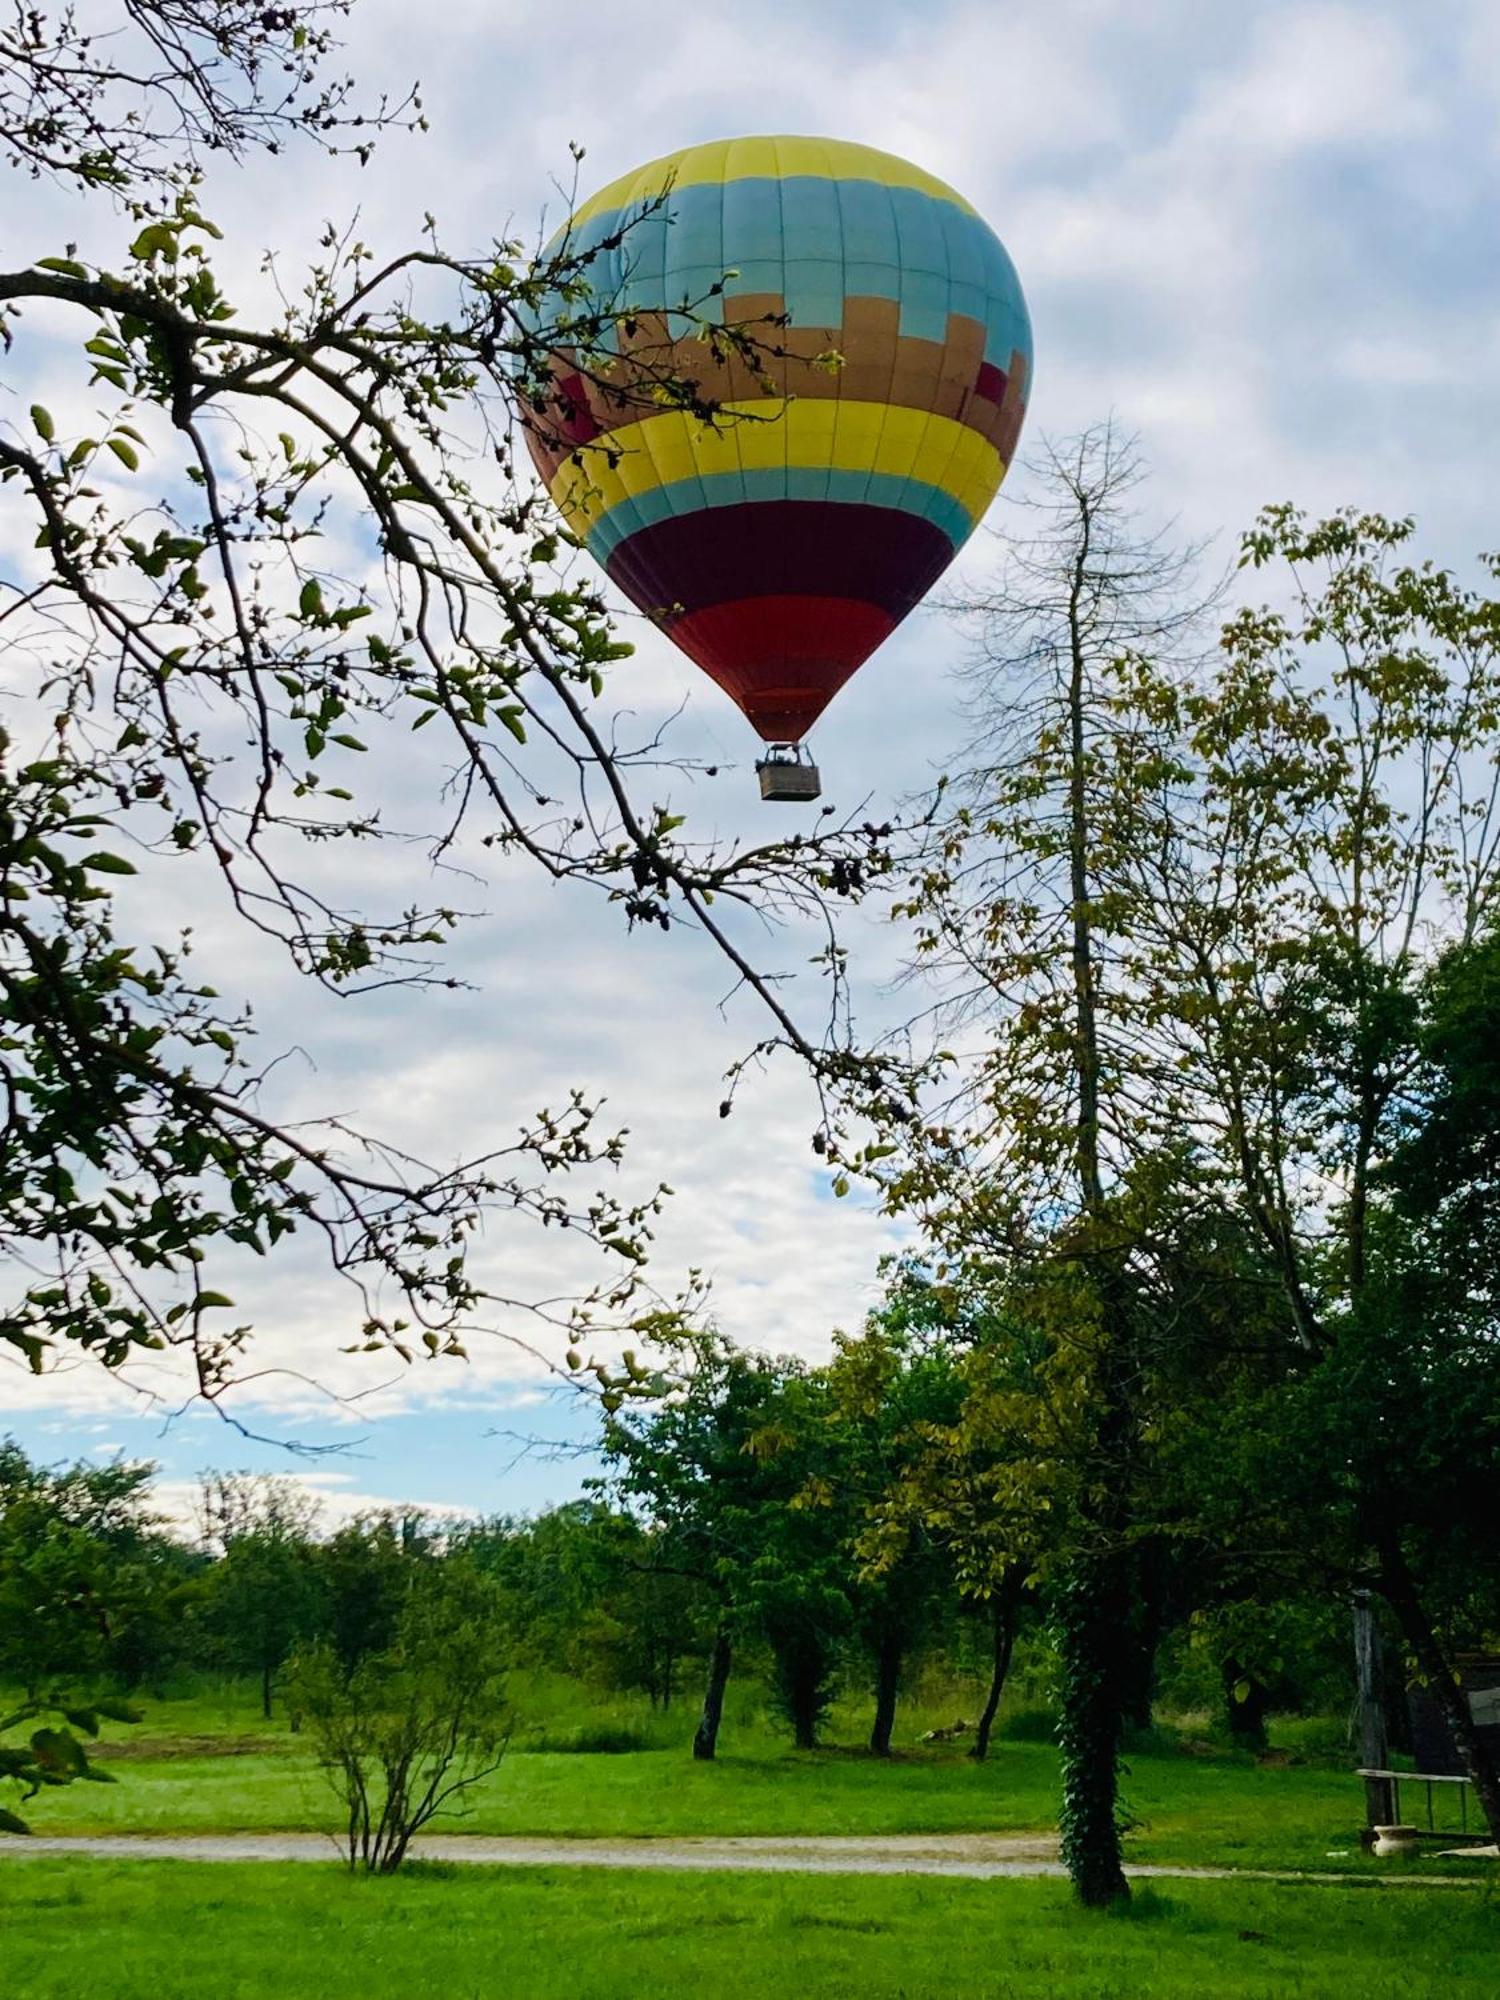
[1,1860,1494,2000]
[14,1672,1490,1880]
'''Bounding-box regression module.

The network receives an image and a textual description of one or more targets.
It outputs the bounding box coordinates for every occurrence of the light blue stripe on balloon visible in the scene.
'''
[583,468,973,566]
[546,177,1031,370]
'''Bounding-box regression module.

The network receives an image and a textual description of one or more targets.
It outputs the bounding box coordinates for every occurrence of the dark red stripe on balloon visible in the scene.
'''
[668,594,896,743]
[605,500,956,627]
[552,372,602,445]
[975,359,1008,405]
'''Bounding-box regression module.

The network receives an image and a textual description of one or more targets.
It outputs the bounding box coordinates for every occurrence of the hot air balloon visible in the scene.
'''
[521,136,1032,799]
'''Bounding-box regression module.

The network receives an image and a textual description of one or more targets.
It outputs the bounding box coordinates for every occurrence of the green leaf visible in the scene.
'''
[30,405,55,443]
[80,852,137,875]
[194,1292,236,1310]
[30,1728,88,1777]
[94,1700,143,1725]
[130,223,177,261]
[107,437,140,471]
[63,1709,100,1737]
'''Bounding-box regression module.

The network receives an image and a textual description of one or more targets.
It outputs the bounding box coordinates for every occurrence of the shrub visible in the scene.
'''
[286,1562,509,1872]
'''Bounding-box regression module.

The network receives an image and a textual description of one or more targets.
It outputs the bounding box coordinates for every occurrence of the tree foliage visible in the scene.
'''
[1,0,911,1406]
[887,426,1223,1903]
[286,1558,509,1872]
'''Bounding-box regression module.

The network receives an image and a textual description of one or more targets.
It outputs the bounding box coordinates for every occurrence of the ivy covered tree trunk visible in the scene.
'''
[693,1624,733,1762]
[1054,1549,1132,1908]
[868,1627,903,1756]
[918,431,1204,1905]
[971,1569,1023,1762]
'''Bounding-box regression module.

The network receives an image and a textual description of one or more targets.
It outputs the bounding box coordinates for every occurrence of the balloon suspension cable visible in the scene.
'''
[756,742,822,803]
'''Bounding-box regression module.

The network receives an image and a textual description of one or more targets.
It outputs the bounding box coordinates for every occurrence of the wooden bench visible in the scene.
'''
[1357,1768,1487,1843]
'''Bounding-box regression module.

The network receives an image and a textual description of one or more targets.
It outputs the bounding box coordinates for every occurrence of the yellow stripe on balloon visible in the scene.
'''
[548,400,1004,540]
[566,136,979,238]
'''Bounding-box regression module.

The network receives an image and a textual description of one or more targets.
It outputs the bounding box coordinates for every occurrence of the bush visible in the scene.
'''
[286,1562,509,1873]
[999,1705,1060,1743]
[528,1724,653,1755]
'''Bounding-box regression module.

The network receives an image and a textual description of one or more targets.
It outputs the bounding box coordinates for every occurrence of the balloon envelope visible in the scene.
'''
[523,136,1032,744]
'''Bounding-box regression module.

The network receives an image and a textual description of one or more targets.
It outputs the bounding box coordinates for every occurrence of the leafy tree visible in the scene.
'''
[1,0,904,1406]
[597,1348,769,1758]
[890,426,1217,1902]
[196,1473,325,1718]
[460,1500,634,1685]
[468,1499,709,1709]
[844,1269,1062,1762]
[0,1439,153,1833]
[821,1272,964,1755]
[1387,918,1500,1298]
[1129,508,1500,1839]
[0,1437,192,1692]
[287,1557,509,1872]
[1182,1597,1349,1751]
[317,1512,433,1675]
[601,1342,853,1757]
[583,1549,706,1713]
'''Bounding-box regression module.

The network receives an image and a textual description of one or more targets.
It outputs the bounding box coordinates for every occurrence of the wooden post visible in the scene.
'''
[1354,1592,1393,1829]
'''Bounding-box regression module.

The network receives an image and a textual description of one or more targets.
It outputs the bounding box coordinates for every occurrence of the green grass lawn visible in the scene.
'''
[1,1860,1495,1999]
[16,1677,1489,1878]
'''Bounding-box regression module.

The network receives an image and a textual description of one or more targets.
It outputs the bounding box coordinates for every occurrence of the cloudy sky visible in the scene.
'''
[4,0,1497,1526]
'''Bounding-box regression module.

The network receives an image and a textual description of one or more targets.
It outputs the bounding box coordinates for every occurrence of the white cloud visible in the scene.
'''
[149,1468,473,1539]
[4,0,1496,1487]
[1179,4,1432,156]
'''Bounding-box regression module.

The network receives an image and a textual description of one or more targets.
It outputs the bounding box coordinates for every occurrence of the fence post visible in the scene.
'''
[1354,1592,1393,1829]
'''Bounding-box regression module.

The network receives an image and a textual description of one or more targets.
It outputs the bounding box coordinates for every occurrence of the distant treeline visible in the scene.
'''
[0,1339,1367,1766]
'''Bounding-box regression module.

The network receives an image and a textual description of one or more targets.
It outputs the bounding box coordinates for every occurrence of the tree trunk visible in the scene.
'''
[791,1660,818,1750]
[1055,1547,1132,1907]
[261,1657,273,1721]
[1222,1656,1271,1749]
[1122,1540,1167,1733]
[693,1625,732,1762]
[786,1639,821,1750]
[1056,474,1132,1908]
[971,1569,1023,1762]
[1353,1592,1393,1829]
[869,1627,902,1756]
[1376,1529,1500,1843]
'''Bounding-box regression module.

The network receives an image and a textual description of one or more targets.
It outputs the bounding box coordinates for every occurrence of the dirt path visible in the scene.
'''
[0,1831,1486,1885]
